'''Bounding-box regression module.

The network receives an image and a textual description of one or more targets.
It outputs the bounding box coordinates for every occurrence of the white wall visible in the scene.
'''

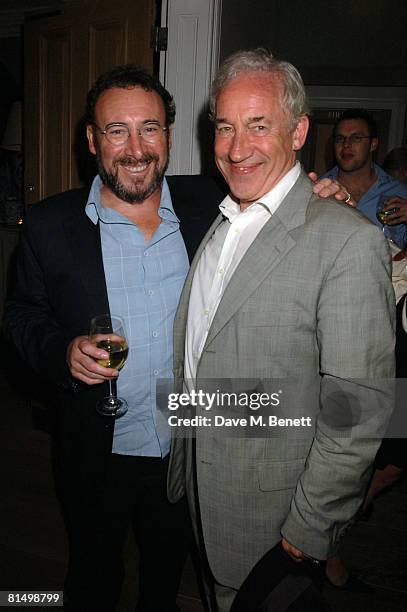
[160,0,222,175]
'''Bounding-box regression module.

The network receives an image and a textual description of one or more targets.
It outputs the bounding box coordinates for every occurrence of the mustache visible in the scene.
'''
[113,154,159,167]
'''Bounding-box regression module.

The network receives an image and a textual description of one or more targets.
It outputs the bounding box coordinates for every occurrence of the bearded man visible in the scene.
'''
[4,65,227,612]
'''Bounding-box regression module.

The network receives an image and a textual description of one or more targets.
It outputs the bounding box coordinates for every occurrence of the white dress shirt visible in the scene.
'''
[185,162,301,385]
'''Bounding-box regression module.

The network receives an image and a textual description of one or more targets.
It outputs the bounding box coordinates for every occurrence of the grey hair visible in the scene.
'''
[209,48,309,130]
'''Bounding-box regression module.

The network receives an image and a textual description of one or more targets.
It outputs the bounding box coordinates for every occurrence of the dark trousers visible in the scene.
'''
[63,453,191,612]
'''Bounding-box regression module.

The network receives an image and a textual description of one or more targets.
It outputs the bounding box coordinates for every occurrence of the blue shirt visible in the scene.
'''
[322,163,407,248]
[86,176,189,457]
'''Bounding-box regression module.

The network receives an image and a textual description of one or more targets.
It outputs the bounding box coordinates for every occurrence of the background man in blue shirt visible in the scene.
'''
[323,108,407,248]
[4,64,349,611]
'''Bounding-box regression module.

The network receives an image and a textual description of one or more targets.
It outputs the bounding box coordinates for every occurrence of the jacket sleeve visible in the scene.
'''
[3,207,76,389]
[281,223,396,559]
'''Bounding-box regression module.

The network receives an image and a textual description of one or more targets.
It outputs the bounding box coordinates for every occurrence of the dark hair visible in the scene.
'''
[85,64,175,126]
[382,147,407,173]
[333,108,378,139]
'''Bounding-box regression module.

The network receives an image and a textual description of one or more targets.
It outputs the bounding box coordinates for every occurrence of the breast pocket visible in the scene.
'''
[240,309,301,328]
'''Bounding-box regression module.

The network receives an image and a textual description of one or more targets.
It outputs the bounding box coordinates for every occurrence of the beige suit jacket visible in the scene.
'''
[168,171,395,588]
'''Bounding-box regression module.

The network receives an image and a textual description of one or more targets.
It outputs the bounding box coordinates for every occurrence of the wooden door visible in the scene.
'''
[24,0,156,205]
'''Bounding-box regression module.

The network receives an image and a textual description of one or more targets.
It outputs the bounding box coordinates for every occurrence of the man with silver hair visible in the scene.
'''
[168,49,394,611]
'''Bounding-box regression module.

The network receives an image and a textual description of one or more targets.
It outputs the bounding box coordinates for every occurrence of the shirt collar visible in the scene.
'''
[219,161,301,222]
[85,175,178,225]
[373,163,396,187]
[330,163,394,188]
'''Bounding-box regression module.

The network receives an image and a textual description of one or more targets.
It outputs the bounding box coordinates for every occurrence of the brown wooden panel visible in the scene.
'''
[88,20,127,85]
[123,0,155,71]
[24,27,41,205]
[40,29,72,198]
[24,0,156,205]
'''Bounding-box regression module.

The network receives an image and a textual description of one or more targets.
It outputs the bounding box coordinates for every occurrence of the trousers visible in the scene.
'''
[63,453,191,611]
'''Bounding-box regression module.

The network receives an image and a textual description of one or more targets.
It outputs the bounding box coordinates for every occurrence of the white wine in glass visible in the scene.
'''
[376,195,399,227]
[96,338,129,370]
[89,314,129,417]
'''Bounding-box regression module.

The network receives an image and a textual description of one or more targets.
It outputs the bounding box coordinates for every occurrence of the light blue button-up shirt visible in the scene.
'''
[322,163,407,248]
[85,176,189,457]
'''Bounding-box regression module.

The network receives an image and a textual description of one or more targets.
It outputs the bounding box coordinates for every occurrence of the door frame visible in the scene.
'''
[159,0,222,175]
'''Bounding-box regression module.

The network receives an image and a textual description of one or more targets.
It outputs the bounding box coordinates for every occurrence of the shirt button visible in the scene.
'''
[218,267,224,275]
[153,369,159,376]
[148,289,154,296]
[144,251,149,256]
[203,309,209,315]
[152,331,158,338]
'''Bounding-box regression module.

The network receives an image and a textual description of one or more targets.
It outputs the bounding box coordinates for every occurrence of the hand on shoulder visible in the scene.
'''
[308,172,356,206]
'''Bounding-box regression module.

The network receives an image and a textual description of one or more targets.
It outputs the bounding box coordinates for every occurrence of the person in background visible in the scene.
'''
[325,139,407,590]
[361,144,407,519]
[364,257,406,510]
[381,147,407,224]
[383,146,407,185]
[322,109,407,248]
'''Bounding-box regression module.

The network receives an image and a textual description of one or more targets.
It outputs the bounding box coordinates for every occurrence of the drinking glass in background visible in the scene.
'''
[376,195,399,228]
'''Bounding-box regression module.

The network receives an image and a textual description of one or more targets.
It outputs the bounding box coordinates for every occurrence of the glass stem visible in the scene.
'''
[108,378,118,399]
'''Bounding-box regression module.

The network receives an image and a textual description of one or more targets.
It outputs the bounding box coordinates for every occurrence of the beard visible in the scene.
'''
[96,149,168,204]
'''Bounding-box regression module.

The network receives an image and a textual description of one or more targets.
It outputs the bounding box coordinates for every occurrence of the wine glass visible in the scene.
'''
[376,195,399,231]
[89,314,129,417]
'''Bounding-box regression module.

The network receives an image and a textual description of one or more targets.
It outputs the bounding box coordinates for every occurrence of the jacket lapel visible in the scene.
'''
[204,171,313,349]
[64,205,110,312]
[173,213,225,371]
